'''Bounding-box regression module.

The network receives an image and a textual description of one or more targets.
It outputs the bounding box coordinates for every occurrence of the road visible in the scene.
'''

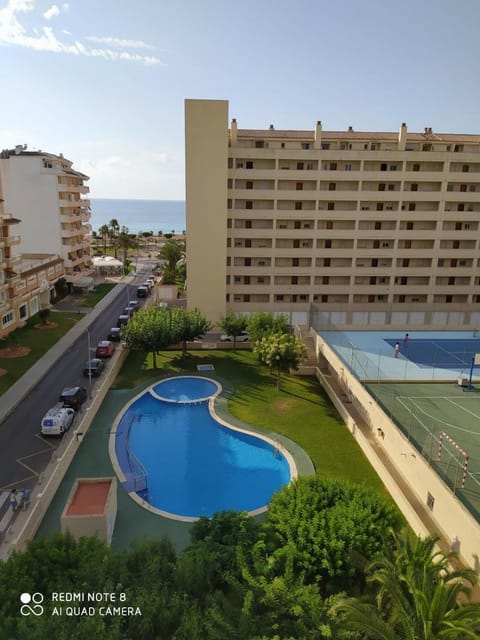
[0,262,155,492]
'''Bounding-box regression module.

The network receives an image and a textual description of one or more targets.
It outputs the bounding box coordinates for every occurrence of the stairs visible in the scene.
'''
[293,325,318,375]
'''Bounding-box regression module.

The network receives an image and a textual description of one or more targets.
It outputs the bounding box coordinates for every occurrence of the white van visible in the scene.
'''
[41,403,75,436]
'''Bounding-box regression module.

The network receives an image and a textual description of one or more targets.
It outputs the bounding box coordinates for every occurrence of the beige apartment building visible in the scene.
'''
[0,146,92,285]
[185,99,480,328]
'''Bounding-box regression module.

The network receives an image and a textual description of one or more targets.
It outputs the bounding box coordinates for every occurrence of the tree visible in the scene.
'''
[98,223,110,253]
[109,218,120,258]
[38,308,50,325]
[331,530,480,640]
[170,307,211,356]
[262,477,402,595]
[254,332,306,390]
[246,312,290,343]
[118,225,137,265]
[121,307,175,368]
[158,239,184,284]
[218,313,248,353]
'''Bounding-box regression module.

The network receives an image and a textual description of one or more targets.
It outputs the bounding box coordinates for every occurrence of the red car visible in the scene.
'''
[95,340,115,358]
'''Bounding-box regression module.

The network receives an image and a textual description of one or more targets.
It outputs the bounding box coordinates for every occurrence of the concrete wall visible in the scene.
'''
[185,99,228,323]
[313,329,480,573]
[61,477,117,544]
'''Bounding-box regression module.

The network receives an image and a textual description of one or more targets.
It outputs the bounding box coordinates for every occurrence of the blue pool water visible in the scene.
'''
[115,377,291,518]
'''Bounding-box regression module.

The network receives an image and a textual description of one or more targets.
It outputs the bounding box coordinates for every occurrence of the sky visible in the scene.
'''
[1,0,479,200]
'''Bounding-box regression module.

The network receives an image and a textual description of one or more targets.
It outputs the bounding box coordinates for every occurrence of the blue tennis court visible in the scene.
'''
[383,338,480,370]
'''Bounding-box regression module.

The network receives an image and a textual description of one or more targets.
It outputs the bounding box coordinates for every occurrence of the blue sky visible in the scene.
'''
[1,0,479,200]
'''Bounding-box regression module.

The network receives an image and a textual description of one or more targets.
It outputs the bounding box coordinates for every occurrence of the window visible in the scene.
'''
[427,493,435,510]
[323,276,329,285]
[469,185,476,192]
[458,204,465,211]
[406,222,414,230]
[455,222,462,230]
[454,144,463,152]
[399,295,406,303]
[413,163,420,171]
[255,141,264,148]
[297,162,304,170]
[460,184,467,192]
[321,143,330,150]
[243,294,250,302]
[448,277,455,285]
[370,276,376,285]
[327,202,335,210]
[378,183,386,191]
[453,240,460,249]
[403,258,410,267]
[408,203,416,211]
[326,220,333,229]
[295,201,302,210]
[422,143,432,151]
[376,203,384,211]
[324,258,331,267]
[446,295,453,303]
[2,311,14,327]
[400,277,408,285]
[380,163,387,171]
[246,181,253,189]
[388,184,395,191]
[246,161,253,169]
[462,165,469,172]
[257,277,265,284]
[344,164,352,171]
[451,259,457,267]
[325,240,332,249]
[30,297,39,315]
[390,165,397,171]
[293,240,300,249]
[244,258,251,267]
[245,220,252,228]
[296,182,303,190]
[321,295,328,303]
[276,295,284,301]
[328,183,336,191]
[371,259,378,267]
[292,258,299,267]
[245,201,253,209]
[368,295,375,303]
[301,143,310,150]
[447,184,454,191]
[411,183,418,191]
[291,276,298,285]
[373,240,380,249]
[329,162,337,170]
[374,221,381,230]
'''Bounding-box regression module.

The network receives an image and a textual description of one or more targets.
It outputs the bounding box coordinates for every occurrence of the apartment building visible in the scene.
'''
[185,99,480,328]
[0,146,92,284]
[0,210,63,337]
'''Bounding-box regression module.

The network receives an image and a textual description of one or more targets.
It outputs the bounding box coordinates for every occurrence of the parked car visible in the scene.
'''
[108,327,121,342]
[59,386,87,410]
[123,306,134,317]
[117,314,130,327]
[136,285,149,298]
[82,358,104,377]
[41,403,75,436]
[220,330,250,342]
[128,300,139,312]
[95,340,115,358]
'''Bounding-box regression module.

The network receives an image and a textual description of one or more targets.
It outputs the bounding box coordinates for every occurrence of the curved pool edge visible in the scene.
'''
[109,375,310,522]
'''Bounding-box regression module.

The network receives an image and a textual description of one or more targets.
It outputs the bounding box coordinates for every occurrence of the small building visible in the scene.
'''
[92,255,124,277]
[61,477,117,544]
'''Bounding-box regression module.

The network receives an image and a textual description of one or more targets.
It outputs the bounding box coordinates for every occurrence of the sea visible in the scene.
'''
[90,199,186,235]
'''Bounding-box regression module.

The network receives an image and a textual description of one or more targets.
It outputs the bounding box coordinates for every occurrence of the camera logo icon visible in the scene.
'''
[20,592,44,616]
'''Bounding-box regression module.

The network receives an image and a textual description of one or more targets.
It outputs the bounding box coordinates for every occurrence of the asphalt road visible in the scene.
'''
[0,262,155,492]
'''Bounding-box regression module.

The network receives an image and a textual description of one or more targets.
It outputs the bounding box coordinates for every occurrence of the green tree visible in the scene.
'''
[331,530,480,640]
[246,312,290,343]
[170,307,211,356]
[263,477,402,595]
[254,332,306,390]
[98,223,110,253]
[38,308,50,325]
[158,239,184,284]
[121,306,175,368]
[118,225,137,266]
[109,218,120,258]
[218,313,248,353]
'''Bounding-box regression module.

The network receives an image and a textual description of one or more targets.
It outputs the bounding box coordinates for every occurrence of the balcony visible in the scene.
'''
[0,234,21,247]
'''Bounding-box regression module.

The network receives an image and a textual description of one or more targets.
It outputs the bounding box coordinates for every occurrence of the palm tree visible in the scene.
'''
[118,226,137,265]
[331,530,480,639]
[98,224,110,253]
[109,218,120,258]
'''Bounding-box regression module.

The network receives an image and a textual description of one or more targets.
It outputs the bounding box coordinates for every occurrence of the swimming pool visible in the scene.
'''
[111,377,295,521]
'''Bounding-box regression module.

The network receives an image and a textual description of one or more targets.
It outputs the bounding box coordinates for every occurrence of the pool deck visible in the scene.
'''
[36,374,314,552]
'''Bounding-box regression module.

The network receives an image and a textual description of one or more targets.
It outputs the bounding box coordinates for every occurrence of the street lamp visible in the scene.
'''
[86,328,92,399]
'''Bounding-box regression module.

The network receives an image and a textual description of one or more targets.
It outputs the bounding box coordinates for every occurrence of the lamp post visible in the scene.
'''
[86,328,92,399]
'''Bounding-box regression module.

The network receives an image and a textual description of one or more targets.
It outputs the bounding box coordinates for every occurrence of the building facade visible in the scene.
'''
[185,99,480,328]
[0,146,91,284]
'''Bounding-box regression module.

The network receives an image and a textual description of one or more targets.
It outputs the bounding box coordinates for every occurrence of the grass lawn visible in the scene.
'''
[76,283,117,307]
[112,349,387,494]
[0,312,80,395]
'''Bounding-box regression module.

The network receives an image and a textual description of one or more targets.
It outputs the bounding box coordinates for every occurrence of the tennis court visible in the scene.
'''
[319,329,480,522]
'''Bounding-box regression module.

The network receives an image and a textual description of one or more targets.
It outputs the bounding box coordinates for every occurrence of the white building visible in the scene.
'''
[0,146,92,284]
